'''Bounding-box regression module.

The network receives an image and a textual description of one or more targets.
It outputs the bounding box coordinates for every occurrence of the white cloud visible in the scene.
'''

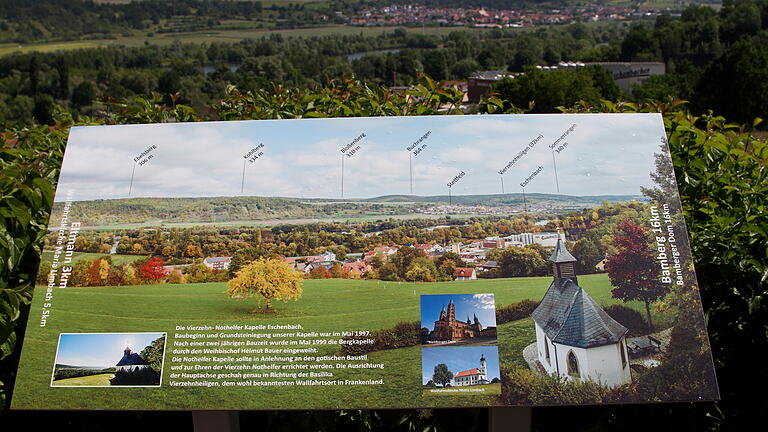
[55,114,665,201]
[472,293,496,310]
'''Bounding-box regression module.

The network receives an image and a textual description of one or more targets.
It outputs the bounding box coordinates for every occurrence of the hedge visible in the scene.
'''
[0,84,765,430]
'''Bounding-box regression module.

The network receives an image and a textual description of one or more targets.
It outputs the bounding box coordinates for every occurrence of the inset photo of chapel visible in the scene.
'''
[422,346,501,396]
[51,332,166,387]
[420,294,497,347]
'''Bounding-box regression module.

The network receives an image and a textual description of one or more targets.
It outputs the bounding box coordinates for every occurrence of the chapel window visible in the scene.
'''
[567,351,580,379]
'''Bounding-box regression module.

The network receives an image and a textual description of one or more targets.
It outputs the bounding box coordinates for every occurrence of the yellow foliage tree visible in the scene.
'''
[227,258,303,312]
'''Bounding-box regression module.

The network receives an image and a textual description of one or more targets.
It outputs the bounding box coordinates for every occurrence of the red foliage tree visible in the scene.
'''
[86,259,102,286]
[138,256,167,281]
[605,219,669,329]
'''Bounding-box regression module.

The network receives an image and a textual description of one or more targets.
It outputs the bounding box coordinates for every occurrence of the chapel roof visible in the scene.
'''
[116,348,149,366]
[531,278,627,348]
[549,239,577,263]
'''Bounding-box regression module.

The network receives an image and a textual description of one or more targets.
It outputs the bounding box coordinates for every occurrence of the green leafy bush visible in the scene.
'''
[53,368,115,381]
[499,366,629,406]
[109,367,160,386]
[340,321,420,356]
[0,81,765,430]
[495,299,540,325]
[603,304,651,336]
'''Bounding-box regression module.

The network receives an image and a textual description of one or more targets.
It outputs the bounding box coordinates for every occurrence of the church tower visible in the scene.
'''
[479,354,487,375]
[447,297,456,323]
[550,239,577,282]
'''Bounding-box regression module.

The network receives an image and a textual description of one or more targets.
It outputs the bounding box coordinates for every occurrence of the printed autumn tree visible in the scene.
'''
[86,258,110,286]
[138,256,166,281]
[227,258,303,312]
[606,219,669,329]
[432,363,453,387]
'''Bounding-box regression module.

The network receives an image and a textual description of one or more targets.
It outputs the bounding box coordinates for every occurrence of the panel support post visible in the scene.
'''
[489,407,531,432]
[192,411,240,432]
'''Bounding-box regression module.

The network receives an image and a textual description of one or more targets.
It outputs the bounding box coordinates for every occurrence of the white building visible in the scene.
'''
[531,240,631,388]
[454,354,489,386]
[504,232,566,248]
[203,256,232,270]
[320,251,337,262]
[454,267,477,281]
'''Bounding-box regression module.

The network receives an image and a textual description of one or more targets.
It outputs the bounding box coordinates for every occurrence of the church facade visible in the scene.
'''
[531,239,632,388]
[454,354,490,386]
[426,297,497,342]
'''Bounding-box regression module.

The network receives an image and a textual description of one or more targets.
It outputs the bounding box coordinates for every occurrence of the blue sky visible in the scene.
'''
[421,293,497,330]
[422,346,500,385]
[54,114,666,201]
[54,333,165,368]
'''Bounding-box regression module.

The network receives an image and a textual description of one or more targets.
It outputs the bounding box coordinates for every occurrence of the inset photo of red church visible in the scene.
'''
[420,294,497,347]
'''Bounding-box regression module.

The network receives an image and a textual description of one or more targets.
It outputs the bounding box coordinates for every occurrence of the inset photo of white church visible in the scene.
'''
[51,332,166,387]
[422,346,501,396]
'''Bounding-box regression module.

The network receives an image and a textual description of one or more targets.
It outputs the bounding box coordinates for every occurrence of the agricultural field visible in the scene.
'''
[40,251,147,266]
[0,25,494,56]
[13,274,674,409]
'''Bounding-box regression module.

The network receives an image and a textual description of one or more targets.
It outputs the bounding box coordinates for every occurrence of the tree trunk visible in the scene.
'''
[265,298,271,311]
[645,300,653,331]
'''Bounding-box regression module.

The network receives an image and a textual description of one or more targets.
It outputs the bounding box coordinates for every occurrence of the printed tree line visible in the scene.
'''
[41,215,537,261]
[35,255,230,287]
[45,201,646,263]
[37,199,654,287]
[46,196,405,227]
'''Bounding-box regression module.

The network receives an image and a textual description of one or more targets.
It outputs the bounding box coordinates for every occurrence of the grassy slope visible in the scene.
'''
[51,373,114,387]
[13,274,673,409]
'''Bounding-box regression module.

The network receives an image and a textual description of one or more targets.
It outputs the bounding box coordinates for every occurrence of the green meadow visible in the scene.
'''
[52,373,114,387]
[12,274,673,410]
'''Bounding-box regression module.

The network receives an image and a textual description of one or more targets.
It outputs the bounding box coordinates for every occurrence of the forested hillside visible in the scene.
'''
[50,193,638,226]
[1,1,767,127]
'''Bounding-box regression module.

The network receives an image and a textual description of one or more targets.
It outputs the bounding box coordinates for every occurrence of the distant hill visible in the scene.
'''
[364,193,643,206]
[54,364,109,370]
[52,193,643,227]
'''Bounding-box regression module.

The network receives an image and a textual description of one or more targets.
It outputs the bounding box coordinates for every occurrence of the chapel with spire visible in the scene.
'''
[115,346,150,372]
[530,239,632,387]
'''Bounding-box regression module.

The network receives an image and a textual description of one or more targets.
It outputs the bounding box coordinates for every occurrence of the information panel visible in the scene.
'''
[12,114,719,410]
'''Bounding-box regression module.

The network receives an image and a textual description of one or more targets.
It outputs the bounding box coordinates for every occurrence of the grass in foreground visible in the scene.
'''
[51,373,114,387]
[14,274,674,409]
